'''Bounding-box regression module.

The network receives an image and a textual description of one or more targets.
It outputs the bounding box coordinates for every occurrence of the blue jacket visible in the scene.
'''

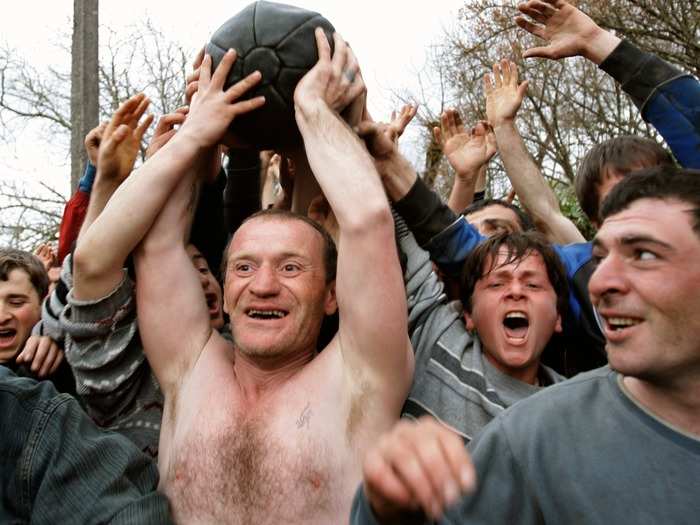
[0,367,172,524]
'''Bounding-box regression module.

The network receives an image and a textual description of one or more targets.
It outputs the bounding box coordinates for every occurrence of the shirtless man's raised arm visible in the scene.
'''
[294,29,414,413]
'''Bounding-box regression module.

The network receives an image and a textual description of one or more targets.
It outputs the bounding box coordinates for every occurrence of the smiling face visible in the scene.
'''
[465,249,562,383]
[0,268,42,363]
[223,216,337,362]
[589,198,700,384]
[186,244,224,330]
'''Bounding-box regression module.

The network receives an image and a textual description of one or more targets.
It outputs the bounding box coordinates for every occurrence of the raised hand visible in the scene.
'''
[484,60,528,127]
[184,47,205,105]
[146,107,189,160]
[84,121,108,167]
[356,104,417,161]
[16,335,64,378]
[363,416,476,522]
[515,0,620,64]
[98,93,154,184]
[34,242,57,272]
[179,49,265,149]
[294,28,366,116]
[434,109,496,176]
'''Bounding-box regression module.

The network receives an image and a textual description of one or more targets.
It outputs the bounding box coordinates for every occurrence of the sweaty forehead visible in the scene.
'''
[482,249,548,279]
[0,268,39,299]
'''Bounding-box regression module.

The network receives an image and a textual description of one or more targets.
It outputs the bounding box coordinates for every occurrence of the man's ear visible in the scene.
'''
[554,313,562,334]
[223,294,229,315]
[324,281,338,315]
[464,311,476,332]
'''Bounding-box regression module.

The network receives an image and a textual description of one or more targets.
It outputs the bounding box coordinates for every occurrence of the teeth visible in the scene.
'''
[505,312,527,320]
[248,309,285,319]
[607,317,640,329]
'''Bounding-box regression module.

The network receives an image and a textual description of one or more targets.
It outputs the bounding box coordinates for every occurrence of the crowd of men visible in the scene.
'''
[1,0,699,523]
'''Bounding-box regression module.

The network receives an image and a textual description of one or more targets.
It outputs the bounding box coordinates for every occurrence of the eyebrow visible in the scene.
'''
[593,234,674,251]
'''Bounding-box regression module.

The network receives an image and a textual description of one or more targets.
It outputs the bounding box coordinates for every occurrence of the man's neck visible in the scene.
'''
[622,375,700,438]
[233,347,316,405]
[483,350,540,385]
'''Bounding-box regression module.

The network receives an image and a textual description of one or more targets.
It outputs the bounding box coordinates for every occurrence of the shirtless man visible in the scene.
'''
[78,29,413,524]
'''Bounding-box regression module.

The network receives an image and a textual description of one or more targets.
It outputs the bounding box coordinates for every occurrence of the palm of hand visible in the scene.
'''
[486,86,522,125]
[540,7,588,58]
[445,133,491,173]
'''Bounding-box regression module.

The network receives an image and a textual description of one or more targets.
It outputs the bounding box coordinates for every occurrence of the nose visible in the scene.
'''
[588,252,629,306]
[0,303,12,324]
[249,265,281,297]
[505,280,524,300]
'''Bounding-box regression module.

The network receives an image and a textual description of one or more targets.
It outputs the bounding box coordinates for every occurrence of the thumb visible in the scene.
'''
[517,80,529,99]
[523,46,557,60]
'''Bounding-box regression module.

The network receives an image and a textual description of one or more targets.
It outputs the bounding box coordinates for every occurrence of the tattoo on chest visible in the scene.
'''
[296,402,311,429]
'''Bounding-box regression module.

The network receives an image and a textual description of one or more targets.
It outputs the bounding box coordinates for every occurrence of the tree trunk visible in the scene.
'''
[70,0,99,193]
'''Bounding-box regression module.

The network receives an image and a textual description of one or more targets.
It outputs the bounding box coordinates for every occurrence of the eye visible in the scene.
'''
[635,249,657,261]
[526,282,541,290]
[487,281,503,289]
[197,267,210,275]
[281,263,301,273]
[235,263,253,274]
[8,299,26,307]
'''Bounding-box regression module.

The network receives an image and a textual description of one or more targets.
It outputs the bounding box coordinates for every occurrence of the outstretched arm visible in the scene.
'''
[134,50,264,390]
[72,94,153,301]
[485,59,584,244]
[294,29,413,405]
[516,0,700,169]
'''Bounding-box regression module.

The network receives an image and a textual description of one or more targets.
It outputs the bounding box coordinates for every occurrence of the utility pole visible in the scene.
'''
[70,0,99,193]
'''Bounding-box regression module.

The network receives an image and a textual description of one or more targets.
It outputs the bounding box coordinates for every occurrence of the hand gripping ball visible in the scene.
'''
[206,1,335,149]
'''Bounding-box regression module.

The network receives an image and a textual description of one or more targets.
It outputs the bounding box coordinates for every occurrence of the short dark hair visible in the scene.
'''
[221,208,337,284]
[600,165,700,235]
[575,136,674,222]
[460,231,568,316]
[462,199,535,232]
[0,248,49,299]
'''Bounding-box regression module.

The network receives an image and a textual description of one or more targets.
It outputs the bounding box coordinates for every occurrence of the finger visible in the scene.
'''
[38,343,60,377]
[396,105,416,135]
[225,70,262,101]
[111,124,130,145]
[529,0,557,15]
[199,54,213,88]
[433,126,442,145]
[315,27,331,63]
[331,32,349,81]
[135,113,155,141]
[439,111,450,138]
[154,112,187,137]
[438,427,476,494]
[363,448,416,510]
[128,96,151,127]
[16,336,38,363]
[230,95,266,116]
[473,121,486,136]
[522,44,556,60]
[211,49,237,89]
[483,72,494,94]
[49,350,64,375]
[514,16,546,40]
[519,5,549,24]
[185,80,199,102]
[492,62,503,88]
[517,80,529,99]
[388,436,443,520]
[30,337,51,373]
[192,46,205,69]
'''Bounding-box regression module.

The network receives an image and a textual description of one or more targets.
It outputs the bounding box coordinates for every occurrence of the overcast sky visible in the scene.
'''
[0,0,466,196]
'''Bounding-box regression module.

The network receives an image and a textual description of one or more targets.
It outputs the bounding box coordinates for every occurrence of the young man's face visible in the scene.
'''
[186,244,224,330]
[590,198,700,383]
[465,205,522,237]
[0,268,42,363]
[465,249,562,383]
[223,217,337,360]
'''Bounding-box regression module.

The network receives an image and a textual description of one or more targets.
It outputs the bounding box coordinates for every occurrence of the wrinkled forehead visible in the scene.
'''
[465,205,522,235]
[229,216,325,260]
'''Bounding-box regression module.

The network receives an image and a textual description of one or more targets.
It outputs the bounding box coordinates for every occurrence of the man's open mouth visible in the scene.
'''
[605,316,642,332]
[502,311,529,340]
[245,308,288,320]
[0,328,17,344]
